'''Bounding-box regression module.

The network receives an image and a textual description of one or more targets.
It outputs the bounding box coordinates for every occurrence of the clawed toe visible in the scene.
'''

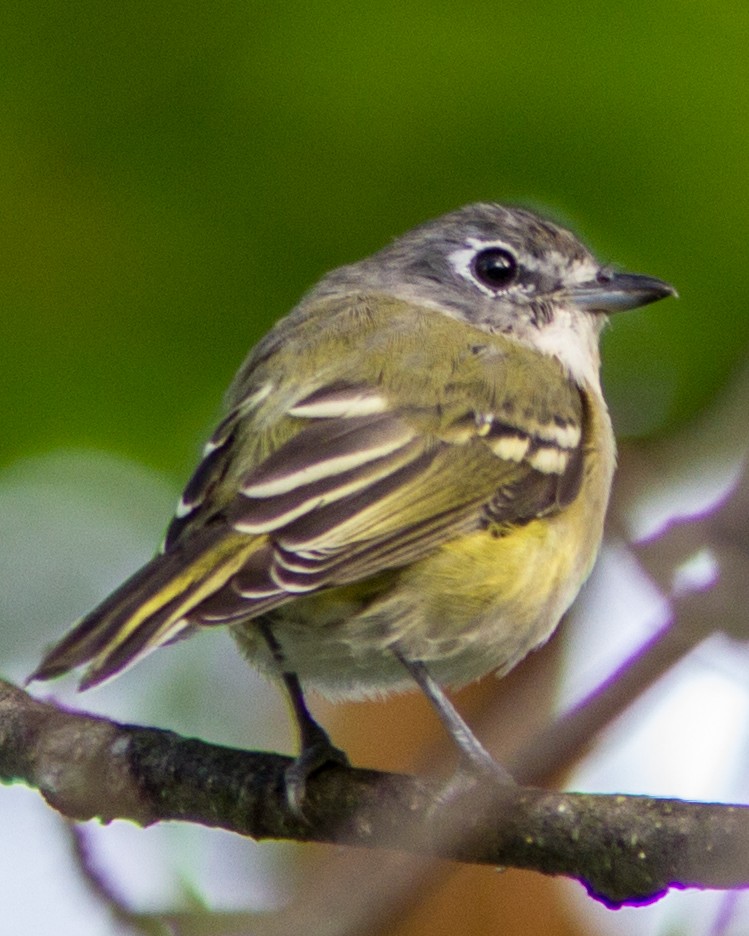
[284,737,350,818]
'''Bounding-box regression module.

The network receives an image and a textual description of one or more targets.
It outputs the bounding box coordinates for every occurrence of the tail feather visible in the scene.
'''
[30,529,260,688]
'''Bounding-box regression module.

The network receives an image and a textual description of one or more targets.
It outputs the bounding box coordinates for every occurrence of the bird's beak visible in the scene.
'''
[569,270,677,314]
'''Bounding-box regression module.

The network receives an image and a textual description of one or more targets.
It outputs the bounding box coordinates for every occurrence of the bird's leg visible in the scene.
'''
[395,650,515,787]
[259,622,349,815]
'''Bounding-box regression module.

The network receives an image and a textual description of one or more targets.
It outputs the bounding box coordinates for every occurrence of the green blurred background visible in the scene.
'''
[3,0,748,482]
[2,2,749,934]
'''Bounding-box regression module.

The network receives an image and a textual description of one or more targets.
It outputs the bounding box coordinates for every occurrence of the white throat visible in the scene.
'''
[531,306,604,391]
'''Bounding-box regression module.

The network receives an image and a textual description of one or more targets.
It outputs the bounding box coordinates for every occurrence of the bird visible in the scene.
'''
[31,203,675,808]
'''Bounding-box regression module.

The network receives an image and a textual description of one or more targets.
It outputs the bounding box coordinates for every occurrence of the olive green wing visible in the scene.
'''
[192,355,586,623]
[32,326,585,688]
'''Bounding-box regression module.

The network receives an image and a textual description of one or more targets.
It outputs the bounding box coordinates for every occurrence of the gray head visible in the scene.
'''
[303,202,675,385]
[309,203,672,328]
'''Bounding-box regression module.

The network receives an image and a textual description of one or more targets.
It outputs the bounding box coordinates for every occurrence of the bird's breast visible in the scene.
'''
[234,386,615,698]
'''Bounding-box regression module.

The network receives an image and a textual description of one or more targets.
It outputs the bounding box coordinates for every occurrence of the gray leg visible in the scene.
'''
[396,650,515,785]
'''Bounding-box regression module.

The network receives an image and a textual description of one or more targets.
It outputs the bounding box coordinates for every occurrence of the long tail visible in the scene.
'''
[30,529,261,689]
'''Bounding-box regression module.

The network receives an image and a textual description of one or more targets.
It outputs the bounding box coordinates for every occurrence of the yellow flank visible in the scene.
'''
[247,385,613,694]
[415,506,590,638]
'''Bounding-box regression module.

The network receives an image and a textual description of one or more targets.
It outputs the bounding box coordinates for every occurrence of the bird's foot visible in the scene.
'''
[284,727,350,818]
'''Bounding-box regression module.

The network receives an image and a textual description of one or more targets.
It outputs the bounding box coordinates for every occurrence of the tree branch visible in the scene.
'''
[2,680,747,908]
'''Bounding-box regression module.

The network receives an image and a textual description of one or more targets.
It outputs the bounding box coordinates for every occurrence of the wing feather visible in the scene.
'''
[188,379,586,627]
[32,310,589,688]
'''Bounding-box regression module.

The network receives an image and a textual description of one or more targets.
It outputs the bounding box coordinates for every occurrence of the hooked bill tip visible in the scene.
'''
[570,271,677,313]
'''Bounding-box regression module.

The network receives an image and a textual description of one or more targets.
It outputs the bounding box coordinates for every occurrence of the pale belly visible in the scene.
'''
[232,479,607,700]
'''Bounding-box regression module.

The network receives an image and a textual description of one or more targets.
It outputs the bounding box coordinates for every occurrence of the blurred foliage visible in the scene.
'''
[1,0,748,480]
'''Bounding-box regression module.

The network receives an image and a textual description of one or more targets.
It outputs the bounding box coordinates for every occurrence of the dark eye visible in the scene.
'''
[471,248,518,290]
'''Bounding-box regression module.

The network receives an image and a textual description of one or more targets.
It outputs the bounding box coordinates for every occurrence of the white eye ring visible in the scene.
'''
[449,239,519,296]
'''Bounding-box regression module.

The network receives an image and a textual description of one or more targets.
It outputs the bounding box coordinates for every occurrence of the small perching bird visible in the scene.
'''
[31,204,675,806]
